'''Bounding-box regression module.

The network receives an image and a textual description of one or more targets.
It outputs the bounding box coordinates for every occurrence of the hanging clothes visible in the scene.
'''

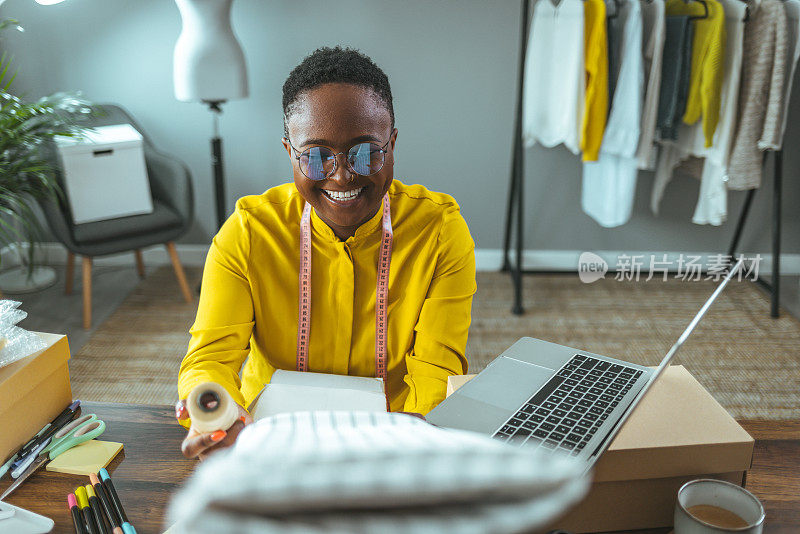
[650,0,733,219]
[727,0,790,190]
[522,0,585,155]
[581,0,610,161]
[692,0,747,225]
[656,16,695,140]
[636,0,666,170]
[664,0,727,147]
[779,0,800,141]
[581,0,643,228]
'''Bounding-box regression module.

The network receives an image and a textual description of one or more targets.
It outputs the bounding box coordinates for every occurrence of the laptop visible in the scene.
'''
[427,259,744,474]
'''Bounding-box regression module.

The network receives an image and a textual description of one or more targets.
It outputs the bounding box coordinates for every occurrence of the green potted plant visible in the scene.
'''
[0,16,98,292]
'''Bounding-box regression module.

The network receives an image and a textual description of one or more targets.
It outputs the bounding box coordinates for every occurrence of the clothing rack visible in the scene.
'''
[727,149,783,318]
[501,0,531,316]
[502,0,785,318]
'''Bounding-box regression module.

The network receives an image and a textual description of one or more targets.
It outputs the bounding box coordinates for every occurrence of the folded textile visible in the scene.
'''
[168,411,590,534]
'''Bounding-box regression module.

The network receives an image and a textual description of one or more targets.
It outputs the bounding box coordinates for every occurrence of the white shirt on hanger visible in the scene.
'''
[522,0,586,155]
[582,0,644,228]
[636,0,666,170]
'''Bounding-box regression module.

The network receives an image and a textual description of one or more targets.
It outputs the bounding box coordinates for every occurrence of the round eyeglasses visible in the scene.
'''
[286,138,391,181]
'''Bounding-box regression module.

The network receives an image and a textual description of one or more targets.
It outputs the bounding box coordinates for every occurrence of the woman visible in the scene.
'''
[176,47,476,459]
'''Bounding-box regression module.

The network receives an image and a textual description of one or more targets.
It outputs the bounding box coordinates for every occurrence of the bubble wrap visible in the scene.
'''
[0,300,47,368]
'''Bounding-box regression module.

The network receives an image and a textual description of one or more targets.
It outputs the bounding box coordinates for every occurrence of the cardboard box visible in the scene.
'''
[446,365,754,532]
[0,333,72,463]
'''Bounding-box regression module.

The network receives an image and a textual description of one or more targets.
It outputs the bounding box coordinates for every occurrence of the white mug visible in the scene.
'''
[674,479,765,533]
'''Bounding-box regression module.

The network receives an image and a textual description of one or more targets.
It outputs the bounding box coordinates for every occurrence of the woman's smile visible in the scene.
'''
[320,184,367,206]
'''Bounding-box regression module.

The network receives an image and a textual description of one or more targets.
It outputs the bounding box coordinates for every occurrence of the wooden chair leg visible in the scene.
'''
[135,249,145,278]
[166,242,192,303]
[65,252,75,295]
[82,257,92,329]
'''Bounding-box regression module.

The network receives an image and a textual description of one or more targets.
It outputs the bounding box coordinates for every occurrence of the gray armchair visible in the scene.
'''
[39,103,195,328]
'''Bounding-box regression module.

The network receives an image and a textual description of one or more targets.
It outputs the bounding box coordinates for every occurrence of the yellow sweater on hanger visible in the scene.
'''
[666,0,726,147]
[581,0,609,161]
[178,180,476,422]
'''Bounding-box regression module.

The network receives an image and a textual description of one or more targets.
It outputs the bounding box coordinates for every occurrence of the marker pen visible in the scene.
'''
[75,486,99,534]
[99,469,135,533]
[68,493,88,534]
[17,400,80,460]
[85,484,110,534]
[90,473,120,531]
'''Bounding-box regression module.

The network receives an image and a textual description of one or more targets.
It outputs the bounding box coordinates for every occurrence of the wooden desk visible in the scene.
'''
[1,402,194,534]
[1,403,797,534]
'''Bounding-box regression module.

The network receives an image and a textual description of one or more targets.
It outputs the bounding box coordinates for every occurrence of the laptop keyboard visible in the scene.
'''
[492,354,643,455]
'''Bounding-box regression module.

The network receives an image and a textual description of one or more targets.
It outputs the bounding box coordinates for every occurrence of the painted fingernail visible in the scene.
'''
[175,405,185,419]
[239,416,246,424]
[211,430,226,442]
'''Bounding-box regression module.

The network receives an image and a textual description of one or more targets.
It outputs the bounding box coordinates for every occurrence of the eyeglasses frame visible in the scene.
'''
[285,136,393,181]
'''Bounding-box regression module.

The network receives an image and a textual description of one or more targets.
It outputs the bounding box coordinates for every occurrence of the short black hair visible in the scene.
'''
[282,46,394,137]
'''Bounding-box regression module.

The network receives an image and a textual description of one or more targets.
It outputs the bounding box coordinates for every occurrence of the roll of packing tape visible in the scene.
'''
[186,382,239,433]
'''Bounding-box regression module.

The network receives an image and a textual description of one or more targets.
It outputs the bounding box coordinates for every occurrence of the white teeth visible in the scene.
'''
[323,187,363,201]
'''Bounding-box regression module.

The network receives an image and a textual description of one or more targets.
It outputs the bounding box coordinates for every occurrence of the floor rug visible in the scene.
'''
[70,266,800,419]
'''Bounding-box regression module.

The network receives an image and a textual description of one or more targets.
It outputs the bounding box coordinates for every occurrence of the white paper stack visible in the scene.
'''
[248,370,387,419]
[168,411,590,534]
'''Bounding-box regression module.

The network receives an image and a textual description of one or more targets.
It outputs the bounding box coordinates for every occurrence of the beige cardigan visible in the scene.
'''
[727,0,790,190]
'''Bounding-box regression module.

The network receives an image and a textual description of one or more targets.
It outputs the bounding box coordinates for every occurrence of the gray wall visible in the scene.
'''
[2,0,797,256]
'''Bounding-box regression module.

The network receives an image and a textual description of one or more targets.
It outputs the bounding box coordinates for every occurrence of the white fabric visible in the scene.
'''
[650,0,746,226]
[168,412,590,534]
[581,0,643,227]
[636,0,666,170]
[522,0,585,155]
[779,0,800,141]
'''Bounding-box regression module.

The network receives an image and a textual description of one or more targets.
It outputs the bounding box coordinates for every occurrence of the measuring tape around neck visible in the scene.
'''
[296,194,393,381]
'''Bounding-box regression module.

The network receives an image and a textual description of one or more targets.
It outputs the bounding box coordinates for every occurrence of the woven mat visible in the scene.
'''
[70,266,800,419]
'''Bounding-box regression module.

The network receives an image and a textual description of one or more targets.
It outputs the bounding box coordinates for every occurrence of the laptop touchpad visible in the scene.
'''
[458,357,554,412]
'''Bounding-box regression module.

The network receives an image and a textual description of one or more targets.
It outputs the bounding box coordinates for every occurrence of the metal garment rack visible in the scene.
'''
[727,150,783,318]
[500,0,531,316]
[501,0,784,318]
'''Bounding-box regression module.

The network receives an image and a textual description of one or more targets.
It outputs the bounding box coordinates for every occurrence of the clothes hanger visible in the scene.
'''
[607,0,622,18]
[684,0,709,19]
[737,0,754,21]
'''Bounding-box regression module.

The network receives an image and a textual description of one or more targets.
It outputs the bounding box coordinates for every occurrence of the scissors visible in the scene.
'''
[0,414,105,500]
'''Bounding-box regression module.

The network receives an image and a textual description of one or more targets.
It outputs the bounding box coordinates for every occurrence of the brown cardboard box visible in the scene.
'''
[0,333,72,463]
[446,365,754,533]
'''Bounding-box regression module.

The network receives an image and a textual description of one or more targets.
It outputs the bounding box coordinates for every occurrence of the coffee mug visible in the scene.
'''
[674,479,765,533]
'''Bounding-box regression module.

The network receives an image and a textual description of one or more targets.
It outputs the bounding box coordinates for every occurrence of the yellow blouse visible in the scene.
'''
[581,0,609,162]
[666,0,726,147]
[178,179,476,426]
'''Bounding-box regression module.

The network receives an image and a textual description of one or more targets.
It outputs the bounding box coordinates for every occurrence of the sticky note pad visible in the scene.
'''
[46,439,123,475]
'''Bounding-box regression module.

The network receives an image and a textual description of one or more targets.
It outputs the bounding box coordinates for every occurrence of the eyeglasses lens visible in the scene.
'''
[299,142,385,180]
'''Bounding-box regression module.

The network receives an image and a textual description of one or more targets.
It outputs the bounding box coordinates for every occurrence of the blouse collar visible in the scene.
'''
[309,195,386,245]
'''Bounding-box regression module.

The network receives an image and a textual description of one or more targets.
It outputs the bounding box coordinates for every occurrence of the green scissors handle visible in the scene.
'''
[42,414,98,455]
[47,416,106,459]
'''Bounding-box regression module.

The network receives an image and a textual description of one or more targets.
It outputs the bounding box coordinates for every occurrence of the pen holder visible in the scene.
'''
[186,382,239,433]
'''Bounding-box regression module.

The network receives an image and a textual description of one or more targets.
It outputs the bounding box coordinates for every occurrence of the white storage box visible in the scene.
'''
[55,124,154,224]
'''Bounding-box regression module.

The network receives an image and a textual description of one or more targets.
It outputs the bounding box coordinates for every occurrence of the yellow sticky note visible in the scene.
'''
[45,440,123,475]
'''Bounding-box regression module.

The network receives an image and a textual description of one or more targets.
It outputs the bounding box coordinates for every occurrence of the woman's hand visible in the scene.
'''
[175,399,254,460]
